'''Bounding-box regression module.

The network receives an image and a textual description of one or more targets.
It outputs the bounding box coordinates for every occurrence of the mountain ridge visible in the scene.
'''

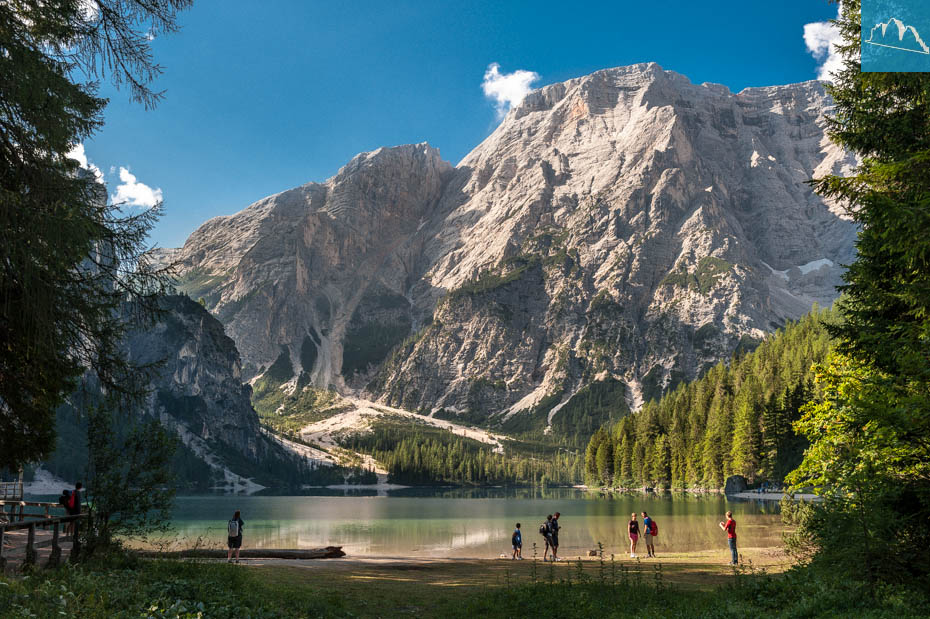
[167,63,857,434]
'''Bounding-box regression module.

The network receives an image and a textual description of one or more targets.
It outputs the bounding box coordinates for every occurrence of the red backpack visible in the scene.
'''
[649,519,658,536]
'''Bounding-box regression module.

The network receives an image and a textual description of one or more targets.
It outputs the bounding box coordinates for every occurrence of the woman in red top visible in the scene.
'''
[718,511,737,565]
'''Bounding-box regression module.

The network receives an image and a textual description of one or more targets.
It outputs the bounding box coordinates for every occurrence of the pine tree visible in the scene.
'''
[595,439,613,485]
[0,0,191,470]
[788,0,930,582]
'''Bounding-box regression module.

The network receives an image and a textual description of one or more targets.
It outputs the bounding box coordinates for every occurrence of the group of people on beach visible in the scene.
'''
[510,511,562,561]
[225,507,738,567]
[510,509,739,565]
[626,511,657,558]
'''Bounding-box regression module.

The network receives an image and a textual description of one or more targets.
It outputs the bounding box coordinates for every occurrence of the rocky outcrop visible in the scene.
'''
[170,63,857,428]
[124,295,265,462]
[174,144,452,390]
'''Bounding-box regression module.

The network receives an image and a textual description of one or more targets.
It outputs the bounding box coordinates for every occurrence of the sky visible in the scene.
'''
[75,0,843,249]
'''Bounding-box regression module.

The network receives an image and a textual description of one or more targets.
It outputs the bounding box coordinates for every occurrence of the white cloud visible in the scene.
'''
[66,143,104,183]
[804,3,844,81]
[481,63,540,118]
[110,167,163,208]
[79,0,99,21]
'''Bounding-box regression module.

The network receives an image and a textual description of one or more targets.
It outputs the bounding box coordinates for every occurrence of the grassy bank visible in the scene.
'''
[1,551,927,618]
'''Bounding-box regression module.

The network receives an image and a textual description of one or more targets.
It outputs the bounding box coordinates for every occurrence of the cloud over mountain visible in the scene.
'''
[481,63,540,118]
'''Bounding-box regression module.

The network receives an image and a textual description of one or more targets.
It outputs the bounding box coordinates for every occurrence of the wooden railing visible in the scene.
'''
[0,513,88,570]
[0,481,23,501]
[0,500,66,523]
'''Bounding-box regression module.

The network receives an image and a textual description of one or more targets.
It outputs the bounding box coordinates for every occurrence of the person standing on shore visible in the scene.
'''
[549,512,561,562]
[541,514,553,561]
[628,512,640,558]
[642,511,655,558]
[511,523,523,560]
[719,511,737,565]
[227,510,244,563]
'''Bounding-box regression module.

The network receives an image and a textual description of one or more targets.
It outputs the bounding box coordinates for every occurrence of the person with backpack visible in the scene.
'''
[541,514,553,561]
[642,511,656,558]
[719,511,737,565]
[549,512,561,562]
[227,510,244,563]
[511,523,523,560]
[66,482,82,536]
[628,512,640,558]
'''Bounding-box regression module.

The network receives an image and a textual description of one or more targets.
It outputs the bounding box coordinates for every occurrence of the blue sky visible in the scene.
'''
[78,0,841,249]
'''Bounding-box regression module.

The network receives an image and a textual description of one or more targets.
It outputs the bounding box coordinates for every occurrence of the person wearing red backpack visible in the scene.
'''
[641,511,657,558]
[66,482,82,536]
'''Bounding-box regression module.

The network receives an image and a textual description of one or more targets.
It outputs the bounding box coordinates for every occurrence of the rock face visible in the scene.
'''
[175,144,452,391]
[172,63,857,427]
[725,475,749,494]
[124,295,265,462]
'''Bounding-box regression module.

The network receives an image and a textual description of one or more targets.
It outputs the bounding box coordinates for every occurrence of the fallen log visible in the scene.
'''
[140,547,345,560]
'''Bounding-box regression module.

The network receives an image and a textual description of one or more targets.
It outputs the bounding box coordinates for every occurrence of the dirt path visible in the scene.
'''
[296,396,508,469]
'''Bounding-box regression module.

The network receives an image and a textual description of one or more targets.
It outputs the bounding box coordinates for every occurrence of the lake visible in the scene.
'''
[154,488,783,558]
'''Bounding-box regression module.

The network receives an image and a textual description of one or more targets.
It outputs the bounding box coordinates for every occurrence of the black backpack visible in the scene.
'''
[539,522,549,536]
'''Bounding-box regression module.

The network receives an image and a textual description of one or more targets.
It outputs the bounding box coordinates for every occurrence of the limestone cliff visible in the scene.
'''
[170,64,857,430]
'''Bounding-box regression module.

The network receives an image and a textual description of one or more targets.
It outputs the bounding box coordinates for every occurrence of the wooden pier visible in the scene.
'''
[0,500,88,572]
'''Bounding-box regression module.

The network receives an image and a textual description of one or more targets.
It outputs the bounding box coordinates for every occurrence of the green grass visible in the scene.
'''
[2,552,926,618]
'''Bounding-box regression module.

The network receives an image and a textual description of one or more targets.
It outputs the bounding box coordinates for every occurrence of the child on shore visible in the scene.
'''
[511,523,523,560]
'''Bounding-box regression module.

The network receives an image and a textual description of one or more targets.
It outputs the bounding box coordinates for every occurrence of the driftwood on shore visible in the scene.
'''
[141,547,346,560]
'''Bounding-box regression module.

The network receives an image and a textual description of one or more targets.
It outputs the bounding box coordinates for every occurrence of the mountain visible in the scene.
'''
[169,63,856,437]
[40,296,338,491]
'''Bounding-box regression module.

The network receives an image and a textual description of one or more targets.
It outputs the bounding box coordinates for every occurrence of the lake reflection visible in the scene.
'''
[160,489,783,558]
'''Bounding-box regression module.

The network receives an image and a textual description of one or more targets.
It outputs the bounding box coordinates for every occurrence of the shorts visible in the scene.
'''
[228,535,242,549]
[513,544,521,551]
[550,534,559,547]
[643,533,653,544]
[629,533,638,541]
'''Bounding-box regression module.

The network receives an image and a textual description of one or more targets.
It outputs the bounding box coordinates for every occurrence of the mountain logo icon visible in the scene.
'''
[865,17,930,54]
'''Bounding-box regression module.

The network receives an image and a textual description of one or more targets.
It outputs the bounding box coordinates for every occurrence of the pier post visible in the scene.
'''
[47,522,61,567]
[25,522,36,566]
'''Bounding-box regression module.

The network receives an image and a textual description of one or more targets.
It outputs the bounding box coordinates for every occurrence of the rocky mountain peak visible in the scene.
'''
[172,63,857,427]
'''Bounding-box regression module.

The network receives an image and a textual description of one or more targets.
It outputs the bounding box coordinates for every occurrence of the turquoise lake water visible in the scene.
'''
[156,488,782,559]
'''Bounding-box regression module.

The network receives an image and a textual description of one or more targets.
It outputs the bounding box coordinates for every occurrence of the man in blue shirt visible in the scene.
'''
[511,523,523,560]
[642,511,656,558]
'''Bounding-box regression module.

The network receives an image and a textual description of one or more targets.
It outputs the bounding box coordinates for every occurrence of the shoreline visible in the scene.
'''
[578,485,820,501]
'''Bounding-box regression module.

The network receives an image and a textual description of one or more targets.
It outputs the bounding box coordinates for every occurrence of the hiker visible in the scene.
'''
[66,482,82,536]
[642,511,656,558]
[541,514,553,561]
[549,512,561,562]
[719,511,737,565]
[511,523,523,560]
[628,512,640,558]
[227,510,244,563]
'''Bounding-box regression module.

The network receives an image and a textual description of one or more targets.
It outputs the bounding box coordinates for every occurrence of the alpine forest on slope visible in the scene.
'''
[584,306,836,490]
